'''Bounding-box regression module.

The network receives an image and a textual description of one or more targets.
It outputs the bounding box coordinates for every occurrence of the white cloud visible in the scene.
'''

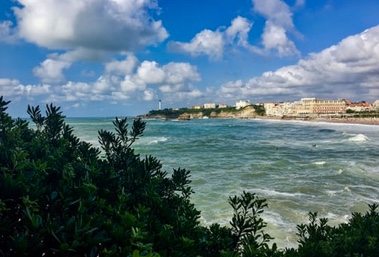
[261,21,299,56]
[169,29,225,60]
[218,25,379,102]
[0,79,24,96]
[23,84,51,96]
[33,55,72,84]
[253,0,294,29]
[225,16,253,47]
[0,21,18,43]
[220,80,245,98]
[36,57,202,103]
[120,75,146,92]
[252,0,299,56]
[105,54,138,75]
[137,61,166,84]
[169,16,256,60]
[0,78,51,97]
[93,76,115,94]
[12,0,168,52]
[143,88,155,101]
[162,62,201,84]
[169,7,299,60]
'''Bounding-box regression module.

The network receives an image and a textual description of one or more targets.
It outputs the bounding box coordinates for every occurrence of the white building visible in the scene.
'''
[372,100,379,110]
[235,100,250,110]
[204,103,216,109]
[192,105,203,109]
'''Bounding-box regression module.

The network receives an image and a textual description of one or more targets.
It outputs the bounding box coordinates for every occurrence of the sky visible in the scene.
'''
[1,0,379,117]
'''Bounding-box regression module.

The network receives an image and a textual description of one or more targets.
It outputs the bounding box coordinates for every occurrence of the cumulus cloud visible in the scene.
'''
[261,21,298,56]
[120,75,146,92]
[161,62,201,84]
[105,54,139,75]
[0,78,50,97]
[11,0,168,53]
[169,29,225,60]
[253,0,294,29]
[169,3,299,60]
[169,16,254,60]
[137,61,166,84]
[219,25,379,102]
[41,55,203,104]
[252,0,300,56]
[33,56,72,84]
[225,16,253,47]
[114,60,202,103]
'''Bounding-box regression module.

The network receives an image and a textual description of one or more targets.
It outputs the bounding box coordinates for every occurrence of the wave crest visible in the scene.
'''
[348,134,370,142]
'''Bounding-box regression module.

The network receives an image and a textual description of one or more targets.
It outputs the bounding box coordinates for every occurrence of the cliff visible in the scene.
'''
[212,106,258,119]
[186,106,259,119]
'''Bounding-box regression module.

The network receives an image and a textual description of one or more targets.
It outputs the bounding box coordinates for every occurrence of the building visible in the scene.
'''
[218,103,228,108]
[346,101,372,112]
[263,102,277,116]
[192,105,203,109]
[294,98,347,115]
[373,100,379,110]
[235,100,250,110]
[204,103,216,109]
[264,101,303,117]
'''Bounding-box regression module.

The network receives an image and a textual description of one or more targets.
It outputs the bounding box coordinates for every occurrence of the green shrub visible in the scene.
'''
[0,97,273,256]
[1,96,379,257]
[286,204,379,257]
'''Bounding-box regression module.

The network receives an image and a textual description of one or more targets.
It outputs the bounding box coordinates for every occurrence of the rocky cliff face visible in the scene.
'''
[186,106,258,119]
[213,106,257,119]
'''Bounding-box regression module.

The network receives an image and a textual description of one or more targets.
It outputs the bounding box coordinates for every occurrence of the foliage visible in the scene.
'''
[284,204,379,257]
[227,191,281,257]
[1,96,379,257]
[0,97,269,256]
[146,106,239,119]
[251,105,265,116]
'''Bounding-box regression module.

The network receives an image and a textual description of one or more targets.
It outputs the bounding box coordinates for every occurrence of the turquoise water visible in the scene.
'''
[66,117,379,248]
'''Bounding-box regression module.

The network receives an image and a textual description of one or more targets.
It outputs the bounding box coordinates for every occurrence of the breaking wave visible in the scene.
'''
[348,134,370,142]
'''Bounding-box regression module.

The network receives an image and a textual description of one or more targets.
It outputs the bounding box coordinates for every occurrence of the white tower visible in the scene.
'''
[158,99,162,110]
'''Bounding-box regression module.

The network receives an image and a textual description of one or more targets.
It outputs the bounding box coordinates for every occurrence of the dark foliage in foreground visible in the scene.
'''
[1,96,379,257]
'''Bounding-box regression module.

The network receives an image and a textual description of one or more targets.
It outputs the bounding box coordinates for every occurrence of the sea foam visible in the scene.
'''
[348,134,370,142]
[147,136,168,144]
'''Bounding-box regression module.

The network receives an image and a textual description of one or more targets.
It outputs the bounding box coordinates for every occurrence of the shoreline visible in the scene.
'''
[142,112,379,126]
[259,116,379,126]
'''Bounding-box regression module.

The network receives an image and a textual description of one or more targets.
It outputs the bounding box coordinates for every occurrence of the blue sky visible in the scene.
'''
[1,0,379,117]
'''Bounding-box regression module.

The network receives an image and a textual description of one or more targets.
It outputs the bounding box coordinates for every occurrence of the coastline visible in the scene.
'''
[142,107,379,126]
[261,116,379,126]
[143,114,379,126]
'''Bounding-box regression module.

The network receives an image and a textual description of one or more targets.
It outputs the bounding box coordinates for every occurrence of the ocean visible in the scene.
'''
[65,117,379,248]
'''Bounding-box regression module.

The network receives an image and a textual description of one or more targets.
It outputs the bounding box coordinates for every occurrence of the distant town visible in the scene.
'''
[147,98,379,120]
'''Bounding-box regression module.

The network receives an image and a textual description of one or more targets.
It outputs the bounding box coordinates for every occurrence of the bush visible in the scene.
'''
[284,204,379,257]
[0,97,277,256]
[1,96,378,257]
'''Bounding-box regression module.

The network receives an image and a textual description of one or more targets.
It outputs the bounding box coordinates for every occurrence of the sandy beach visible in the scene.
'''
[258,116,379,126]
[309,117,379,126]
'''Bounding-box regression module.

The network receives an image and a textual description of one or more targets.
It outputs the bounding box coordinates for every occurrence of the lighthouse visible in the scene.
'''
[158,99,162,110]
